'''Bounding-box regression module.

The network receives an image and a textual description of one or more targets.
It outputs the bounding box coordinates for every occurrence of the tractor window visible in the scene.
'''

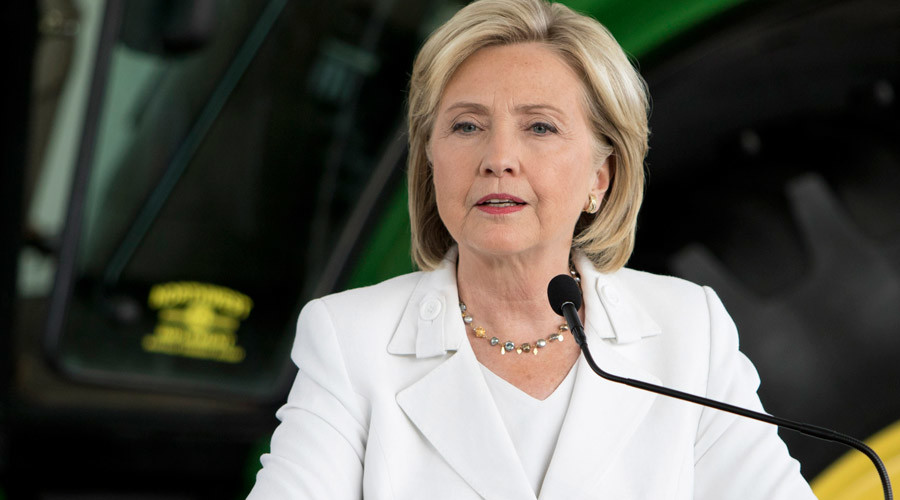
[34,0,435,399]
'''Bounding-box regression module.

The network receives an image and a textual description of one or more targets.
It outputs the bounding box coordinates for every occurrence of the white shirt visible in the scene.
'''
[479,361,578,496]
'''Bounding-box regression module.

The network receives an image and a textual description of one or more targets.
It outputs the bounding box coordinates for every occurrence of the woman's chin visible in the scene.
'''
[454,221,571,259]
[461,235,542,259]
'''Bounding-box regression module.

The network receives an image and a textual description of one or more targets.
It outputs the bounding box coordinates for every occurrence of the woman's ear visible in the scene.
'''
[592,154,612,197]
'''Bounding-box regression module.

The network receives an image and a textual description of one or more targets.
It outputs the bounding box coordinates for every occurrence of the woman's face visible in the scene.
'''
[429,42,609,262]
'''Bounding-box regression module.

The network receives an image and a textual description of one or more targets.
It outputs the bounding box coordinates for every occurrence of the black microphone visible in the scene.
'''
[547,274,586,346]
[547,274,893,500]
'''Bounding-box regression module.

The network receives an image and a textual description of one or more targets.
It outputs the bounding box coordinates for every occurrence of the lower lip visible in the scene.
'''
[476,204,525,215]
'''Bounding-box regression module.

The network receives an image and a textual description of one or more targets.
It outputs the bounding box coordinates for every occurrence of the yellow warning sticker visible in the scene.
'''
[142,281,253,363]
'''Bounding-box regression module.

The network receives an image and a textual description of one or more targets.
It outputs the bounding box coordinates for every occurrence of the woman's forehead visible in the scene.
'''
[438,43,586,116]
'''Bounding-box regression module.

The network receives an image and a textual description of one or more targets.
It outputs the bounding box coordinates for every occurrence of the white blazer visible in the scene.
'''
[248,249,816,499]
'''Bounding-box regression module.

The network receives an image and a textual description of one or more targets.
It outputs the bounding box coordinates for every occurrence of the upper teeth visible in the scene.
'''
[485,199,516,204]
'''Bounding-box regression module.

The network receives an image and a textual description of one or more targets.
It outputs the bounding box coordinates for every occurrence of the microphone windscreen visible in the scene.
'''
[547,274,582,316]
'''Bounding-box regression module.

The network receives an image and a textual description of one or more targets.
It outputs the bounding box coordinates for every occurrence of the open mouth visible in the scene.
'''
[478,198,525,208]
[476,194,526,208]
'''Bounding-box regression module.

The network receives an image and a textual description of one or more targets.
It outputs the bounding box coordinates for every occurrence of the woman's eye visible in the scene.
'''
[530,122,556,135]
[452,122,478,133]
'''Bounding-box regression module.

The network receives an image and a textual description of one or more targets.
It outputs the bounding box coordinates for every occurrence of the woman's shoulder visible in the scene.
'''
[611,266,710,304]
[603,267,723,332]
[575,251,709,308]
[293,270,429,362]
[314,270,426,314]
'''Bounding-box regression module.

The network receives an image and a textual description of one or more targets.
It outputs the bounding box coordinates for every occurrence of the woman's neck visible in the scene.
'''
[455,246,574,343]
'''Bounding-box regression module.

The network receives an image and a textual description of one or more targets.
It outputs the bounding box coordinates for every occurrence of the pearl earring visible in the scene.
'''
[584,193,600,214]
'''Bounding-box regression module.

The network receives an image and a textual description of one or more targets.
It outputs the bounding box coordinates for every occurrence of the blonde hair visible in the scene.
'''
[407,0,649,272]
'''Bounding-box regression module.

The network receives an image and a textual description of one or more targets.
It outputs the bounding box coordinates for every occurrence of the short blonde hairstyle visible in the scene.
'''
[407,0,649,272]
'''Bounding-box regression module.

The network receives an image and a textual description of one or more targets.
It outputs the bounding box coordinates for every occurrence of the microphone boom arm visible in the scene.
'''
[559,301,893,500]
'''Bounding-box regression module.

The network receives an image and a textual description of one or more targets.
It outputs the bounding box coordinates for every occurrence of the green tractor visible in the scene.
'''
[2,0,898,497]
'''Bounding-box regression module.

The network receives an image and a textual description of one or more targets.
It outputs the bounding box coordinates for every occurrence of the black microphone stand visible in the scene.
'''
[559,301,893,500]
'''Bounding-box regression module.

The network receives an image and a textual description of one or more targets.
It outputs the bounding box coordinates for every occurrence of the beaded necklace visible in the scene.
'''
[458,268,581,356]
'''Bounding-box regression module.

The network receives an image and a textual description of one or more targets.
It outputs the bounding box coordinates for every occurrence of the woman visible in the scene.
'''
[248,0,817,498]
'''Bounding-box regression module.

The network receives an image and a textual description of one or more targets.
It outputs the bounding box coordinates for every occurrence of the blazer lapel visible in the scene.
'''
[538,257,664,498]
[397,344,537,500]
[538,341,660,498]
[390,249,536,499]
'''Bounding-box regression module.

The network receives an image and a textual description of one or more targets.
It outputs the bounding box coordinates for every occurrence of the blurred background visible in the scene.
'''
[1,0,898,498]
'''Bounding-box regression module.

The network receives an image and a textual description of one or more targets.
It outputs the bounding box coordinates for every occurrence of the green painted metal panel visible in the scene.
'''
[564,0,750,56]
[346,182,416,288]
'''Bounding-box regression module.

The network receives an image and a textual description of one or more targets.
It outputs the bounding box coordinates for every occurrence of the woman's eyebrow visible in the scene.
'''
[443,101,489,114]
[441,102,566,117]
[515,103,565,115]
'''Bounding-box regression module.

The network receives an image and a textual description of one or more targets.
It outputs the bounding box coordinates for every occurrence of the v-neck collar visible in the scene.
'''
[477,360,579,404]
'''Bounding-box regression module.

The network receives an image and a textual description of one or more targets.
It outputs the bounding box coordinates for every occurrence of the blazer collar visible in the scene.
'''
[387,248,662,357]
[387,247,465,358]
[574,252,662,344]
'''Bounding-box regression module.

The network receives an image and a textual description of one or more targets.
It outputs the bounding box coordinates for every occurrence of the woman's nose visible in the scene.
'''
[480,128,520,177]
